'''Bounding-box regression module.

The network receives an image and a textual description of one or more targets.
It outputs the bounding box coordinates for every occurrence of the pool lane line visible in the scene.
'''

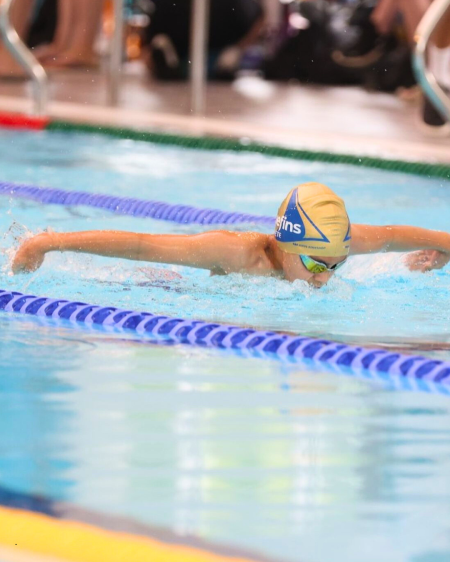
[0,112,49,130]
[89,333,450,397]
[46,120,450,180]
[1,289,450,385]
[0,111,449,179]
[7,311,450,397]
[0,485,279,562]
[0,181,275,227]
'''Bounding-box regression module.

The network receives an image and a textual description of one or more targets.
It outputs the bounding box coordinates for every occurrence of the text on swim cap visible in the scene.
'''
[276,215,303,236]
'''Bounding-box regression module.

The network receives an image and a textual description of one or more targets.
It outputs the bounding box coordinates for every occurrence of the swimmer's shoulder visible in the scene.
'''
[197,230,270,274]
[237,232,278,273]
[220,231,274,272]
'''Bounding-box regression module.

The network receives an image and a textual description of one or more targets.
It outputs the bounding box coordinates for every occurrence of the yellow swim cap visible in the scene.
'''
[275,182,351,257]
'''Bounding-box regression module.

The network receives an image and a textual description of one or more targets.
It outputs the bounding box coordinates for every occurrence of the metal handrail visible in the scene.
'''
[0,0,48,115]
[108,0,124,106]
[413,0,450,122]
[190,0,209,115]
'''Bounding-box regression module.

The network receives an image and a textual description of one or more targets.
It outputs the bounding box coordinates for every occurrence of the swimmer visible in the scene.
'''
[11,182,450,288]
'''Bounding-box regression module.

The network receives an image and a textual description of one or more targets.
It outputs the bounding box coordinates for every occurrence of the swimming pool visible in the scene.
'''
[1,128,450,562]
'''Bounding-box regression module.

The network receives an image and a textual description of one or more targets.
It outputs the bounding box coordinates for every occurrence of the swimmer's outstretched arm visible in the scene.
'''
[12,230,261,275]
[350,224,450,271]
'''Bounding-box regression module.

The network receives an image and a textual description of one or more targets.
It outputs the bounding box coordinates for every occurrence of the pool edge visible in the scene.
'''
[0,496,277,562]
[0,104,449,178]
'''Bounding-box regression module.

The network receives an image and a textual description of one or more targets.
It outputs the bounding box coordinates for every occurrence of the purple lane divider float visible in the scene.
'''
[1,289,450,385]
[0,181,275,227]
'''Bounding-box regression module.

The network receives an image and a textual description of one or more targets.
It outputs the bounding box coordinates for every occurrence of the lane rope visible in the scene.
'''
[1,289,449,384]
[0,181,274,226]
[48,121,450,180]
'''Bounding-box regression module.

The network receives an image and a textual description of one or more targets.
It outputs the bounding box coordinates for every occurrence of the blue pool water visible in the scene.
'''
[1,130,450,562]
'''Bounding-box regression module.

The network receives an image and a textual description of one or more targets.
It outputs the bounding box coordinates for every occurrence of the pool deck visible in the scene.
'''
[0,63,448,164]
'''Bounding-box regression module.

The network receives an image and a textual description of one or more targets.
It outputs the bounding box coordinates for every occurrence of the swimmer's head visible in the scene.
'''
[275,182,351,258]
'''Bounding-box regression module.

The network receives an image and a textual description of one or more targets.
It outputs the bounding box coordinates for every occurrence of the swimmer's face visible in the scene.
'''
[282,252,347,288]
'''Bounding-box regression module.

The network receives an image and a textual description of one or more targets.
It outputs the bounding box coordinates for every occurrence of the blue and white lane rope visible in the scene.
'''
[1,289,450,384]
[0,181,274,227]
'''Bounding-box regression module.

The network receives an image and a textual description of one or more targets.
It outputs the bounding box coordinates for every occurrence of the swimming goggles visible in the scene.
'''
[299,254,347,274]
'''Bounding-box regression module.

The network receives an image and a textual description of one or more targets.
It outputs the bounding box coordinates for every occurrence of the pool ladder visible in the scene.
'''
[0,0,47,115]
[0,0,449,120]
[413,0,450,122]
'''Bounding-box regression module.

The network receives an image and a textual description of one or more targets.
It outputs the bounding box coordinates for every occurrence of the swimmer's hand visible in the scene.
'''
[12,233,54,274]
[405,249,450,272]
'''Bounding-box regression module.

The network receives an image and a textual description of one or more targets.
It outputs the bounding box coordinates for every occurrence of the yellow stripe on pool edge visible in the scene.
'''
[0,506,257,562]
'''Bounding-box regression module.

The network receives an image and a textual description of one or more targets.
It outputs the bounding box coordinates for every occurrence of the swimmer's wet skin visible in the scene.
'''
[12,182,450,288]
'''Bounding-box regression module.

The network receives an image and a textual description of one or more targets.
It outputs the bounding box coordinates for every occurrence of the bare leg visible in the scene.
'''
[34,0,78,61]
[397,0,432,43]
[45,0,103,68]
[0,0,34,78]
[432,5,450,49]
[371,0,432,42]
[371,0,399,35]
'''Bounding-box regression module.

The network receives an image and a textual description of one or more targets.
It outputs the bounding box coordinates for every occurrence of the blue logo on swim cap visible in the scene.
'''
[275,190,306,242]
[276,190,330,244]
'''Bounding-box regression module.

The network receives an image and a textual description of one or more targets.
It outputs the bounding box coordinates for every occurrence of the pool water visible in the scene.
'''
[1,130,450,562]
[2,131,450,347]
